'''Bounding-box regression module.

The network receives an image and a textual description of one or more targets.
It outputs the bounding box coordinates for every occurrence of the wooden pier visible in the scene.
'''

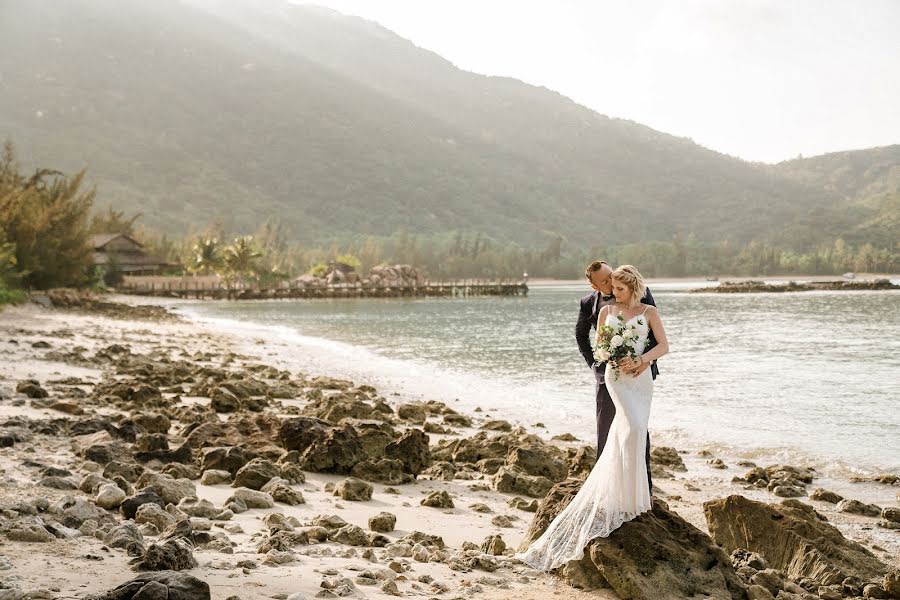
[118,277,528,300]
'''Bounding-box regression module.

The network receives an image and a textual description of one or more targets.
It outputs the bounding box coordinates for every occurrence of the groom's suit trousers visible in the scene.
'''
[594,370,653,492]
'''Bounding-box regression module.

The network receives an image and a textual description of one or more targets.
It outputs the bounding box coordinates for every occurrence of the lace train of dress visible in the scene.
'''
[517,312,654,571]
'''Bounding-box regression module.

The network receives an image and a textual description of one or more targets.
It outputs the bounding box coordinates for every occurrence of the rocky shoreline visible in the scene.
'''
[0,297,897,600]
[691,279,898,293]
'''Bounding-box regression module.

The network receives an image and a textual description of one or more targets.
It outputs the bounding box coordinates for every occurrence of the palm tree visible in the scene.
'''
[191,237,221,275]
[223,236,261,286]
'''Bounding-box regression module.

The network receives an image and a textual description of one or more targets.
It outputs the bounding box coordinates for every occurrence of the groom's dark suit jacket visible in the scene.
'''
[575,288,659,379]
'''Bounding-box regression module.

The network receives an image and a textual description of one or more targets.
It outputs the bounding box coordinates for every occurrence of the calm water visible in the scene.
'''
[179,281,900,475]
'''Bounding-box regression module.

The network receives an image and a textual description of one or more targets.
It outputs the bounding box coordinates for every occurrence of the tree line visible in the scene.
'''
[2,145,898,305]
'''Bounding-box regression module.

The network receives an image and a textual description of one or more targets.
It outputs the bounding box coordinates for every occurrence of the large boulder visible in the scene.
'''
[134,473,196,505]
[432,429,546,464]
[704,495,888,586]
[200,446,256,476]
[300,425,364,474]
[506,445,568,482]
[303,396,382,423]
[85,571,210,600]
[232,458,279,490]
[333,477,373,501]
[350,458,413,485]
[384,429,431,476]
[520,480,745,600]
[493,466,554,498]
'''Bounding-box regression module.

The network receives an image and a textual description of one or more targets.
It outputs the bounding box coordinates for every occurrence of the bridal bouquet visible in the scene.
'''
[593,315,644,381]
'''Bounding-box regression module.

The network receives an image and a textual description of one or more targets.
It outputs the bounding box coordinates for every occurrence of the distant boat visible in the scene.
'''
[843,272,856,280]
[705,276,719,282]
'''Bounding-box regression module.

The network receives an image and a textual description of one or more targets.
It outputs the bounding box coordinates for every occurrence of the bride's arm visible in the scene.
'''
[639,307,669,364]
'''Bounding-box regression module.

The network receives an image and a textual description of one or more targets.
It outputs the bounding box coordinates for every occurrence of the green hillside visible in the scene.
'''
[0,0,896,253]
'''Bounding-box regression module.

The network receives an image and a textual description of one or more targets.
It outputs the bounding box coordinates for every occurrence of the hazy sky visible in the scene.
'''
[297,0,900,163]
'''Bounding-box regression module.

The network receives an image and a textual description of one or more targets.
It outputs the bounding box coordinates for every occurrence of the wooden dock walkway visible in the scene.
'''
[118,278,528,300]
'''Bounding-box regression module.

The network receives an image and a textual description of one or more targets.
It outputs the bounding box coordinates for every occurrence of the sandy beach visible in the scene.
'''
[0,296,897,600]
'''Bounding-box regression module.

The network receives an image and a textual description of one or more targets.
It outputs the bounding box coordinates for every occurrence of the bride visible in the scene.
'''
[518,264,669,571]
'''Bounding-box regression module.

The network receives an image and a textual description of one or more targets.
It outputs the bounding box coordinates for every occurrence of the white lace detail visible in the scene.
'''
[517,311,653,571]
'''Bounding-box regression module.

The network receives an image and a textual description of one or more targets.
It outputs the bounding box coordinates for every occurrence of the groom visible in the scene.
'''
[575,260,658,491]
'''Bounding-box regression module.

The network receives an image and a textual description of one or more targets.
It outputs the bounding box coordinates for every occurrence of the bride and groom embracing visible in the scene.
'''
[518,261,670,571]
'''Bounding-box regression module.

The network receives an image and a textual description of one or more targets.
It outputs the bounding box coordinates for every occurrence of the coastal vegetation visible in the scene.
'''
[0,143,94,299]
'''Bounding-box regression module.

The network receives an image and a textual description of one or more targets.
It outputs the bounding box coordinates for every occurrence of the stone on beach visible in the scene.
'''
[300,425,364,474]
[492,466,554,498]
[16,379,48,398]
[134,473,196,505]
[520,479,745,600]
[200,446,256,476]
[329,524,370,546]
[836,498,883,517]
[481,535,506,555]
[420,490,454,508]
[227,488,275,509]
[704,494,887,585]
[809,488,844,503]
[333,477,373,501]
[368,512,397,533]
[384,428,432,476]
[121,490,167,520]
[199,469,231,485]
[650,447,687,472]
[350,458,412,485]
[232,458,280,490]
[505,445,568,482]
[85,571,210,600]
[96,482,128,509]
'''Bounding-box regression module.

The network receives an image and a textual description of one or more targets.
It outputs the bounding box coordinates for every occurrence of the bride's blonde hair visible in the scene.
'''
[612,265,646,307]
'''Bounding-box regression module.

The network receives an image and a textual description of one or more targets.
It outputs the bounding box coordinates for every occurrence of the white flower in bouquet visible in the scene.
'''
[597,349,611,361]
[610,334,624,348]
[623,328,635,339]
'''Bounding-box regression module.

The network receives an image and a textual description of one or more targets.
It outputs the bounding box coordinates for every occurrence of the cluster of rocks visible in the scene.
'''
[515,479,900,600]
[731,463,817,498]
[705,495,900,600]
[1,337,560,599]
[293,264,426,289]
[729,462,899,530]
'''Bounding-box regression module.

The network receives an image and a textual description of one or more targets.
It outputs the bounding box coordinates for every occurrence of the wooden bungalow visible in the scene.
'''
[91,233,170,275]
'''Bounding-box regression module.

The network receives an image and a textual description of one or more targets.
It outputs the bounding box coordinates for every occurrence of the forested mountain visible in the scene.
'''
[0,0,896,252]
[772,146,900,249]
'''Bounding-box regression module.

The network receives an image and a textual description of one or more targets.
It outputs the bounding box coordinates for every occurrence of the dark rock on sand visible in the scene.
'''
[368,512,397,533]
[86,571,210,600]
[505,445,568,482]
[421,491,454,508]
[650,447,687,472]
[520,479,744,600]
[333,477,373,501]
[350,459,412,485]
[120,490,167,520]
[809,488,844,503]
[200,446,257,476]
[836,498,882,517]
[300,425,364,474]
[481,534,506,555]
[132,520,198,571]
[492,466,554,498]
[384,429,431,476]
[704,494,887,585]
[16,379,48,398]
[232,458,280,490]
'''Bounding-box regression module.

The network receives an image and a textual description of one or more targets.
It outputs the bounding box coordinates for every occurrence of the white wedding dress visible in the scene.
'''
[518,307,654,571]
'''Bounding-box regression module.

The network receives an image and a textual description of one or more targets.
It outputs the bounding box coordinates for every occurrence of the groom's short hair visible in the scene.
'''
[584,260,608,280]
